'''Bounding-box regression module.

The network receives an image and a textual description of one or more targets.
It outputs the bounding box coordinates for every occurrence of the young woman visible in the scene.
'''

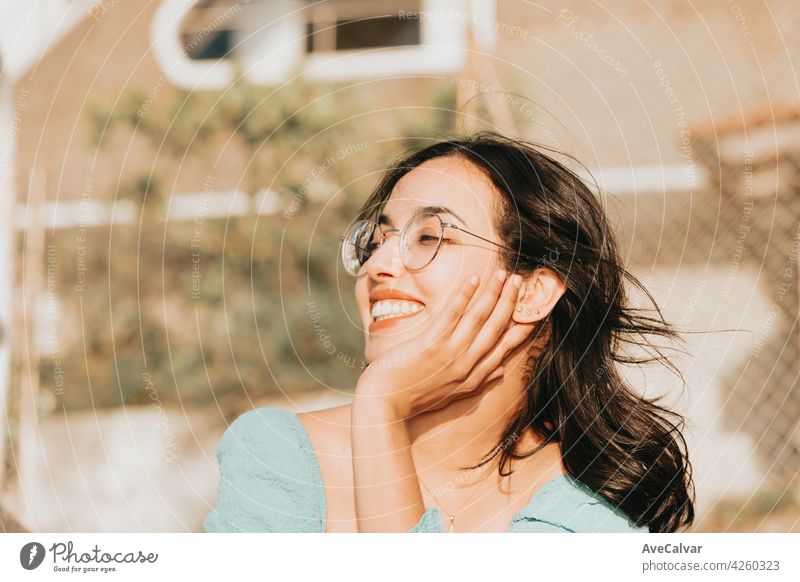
[204,132,695,533]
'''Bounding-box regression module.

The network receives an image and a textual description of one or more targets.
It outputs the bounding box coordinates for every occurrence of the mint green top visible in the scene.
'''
[204,406,648,533]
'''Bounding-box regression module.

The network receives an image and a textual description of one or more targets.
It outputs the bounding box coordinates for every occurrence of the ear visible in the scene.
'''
[511,267,567,324]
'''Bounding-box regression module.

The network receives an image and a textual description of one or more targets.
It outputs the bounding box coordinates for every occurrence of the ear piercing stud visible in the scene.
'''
[516,304,541,315]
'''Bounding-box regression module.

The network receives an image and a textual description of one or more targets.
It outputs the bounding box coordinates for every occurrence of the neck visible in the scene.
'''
[406,342,540,474]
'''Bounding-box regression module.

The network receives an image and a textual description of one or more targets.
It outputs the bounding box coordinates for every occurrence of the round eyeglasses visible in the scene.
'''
[338,212,525,277]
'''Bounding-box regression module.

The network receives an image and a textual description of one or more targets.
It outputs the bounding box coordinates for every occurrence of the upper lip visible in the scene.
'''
[369,288,425,306]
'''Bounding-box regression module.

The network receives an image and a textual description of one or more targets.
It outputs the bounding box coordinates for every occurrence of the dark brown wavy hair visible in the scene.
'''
[355,131,695,532]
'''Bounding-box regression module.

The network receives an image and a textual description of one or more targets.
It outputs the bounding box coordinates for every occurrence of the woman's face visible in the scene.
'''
[356,156,507,363]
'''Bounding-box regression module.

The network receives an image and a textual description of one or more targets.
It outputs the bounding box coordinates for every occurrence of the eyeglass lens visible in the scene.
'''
[341,213,443,275]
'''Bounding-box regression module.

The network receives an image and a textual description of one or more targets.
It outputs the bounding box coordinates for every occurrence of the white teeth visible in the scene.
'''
[371,299,425,322]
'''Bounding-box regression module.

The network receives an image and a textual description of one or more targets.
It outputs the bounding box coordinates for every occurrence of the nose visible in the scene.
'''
[364,232,405,280]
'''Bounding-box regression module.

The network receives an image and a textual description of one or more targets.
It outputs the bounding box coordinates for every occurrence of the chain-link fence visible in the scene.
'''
[609,109,800,497]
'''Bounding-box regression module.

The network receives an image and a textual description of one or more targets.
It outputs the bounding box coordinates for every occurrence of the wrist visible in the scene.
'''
[352,385,408,421]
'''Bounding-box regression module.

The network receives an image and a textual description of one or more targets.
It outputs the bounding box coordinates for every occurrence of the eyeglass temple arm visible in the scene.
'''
[446,223,518,255]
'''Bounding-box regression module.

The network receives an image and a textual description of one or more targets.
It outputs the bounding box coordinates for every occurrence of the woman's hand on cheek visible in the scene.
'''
[355,269,536,419]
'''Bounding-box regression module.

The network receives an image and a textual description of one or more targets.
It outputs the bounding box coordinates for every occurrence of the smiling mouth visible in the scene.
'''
[371,300,426,322]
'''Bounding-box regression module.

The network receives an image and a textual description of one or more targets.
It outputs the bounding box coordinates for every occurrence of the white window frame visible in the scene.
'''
[151,0,496,89]
[301,0,471,81]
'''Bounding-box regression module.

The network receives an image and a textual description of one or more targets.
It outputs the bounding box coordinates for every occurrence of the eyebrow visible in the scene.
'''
[377,205,469,228]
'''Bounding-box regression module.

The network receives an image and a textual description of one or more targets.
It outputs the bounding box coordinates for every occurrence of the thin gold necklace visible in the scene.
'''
[418,471,499,533]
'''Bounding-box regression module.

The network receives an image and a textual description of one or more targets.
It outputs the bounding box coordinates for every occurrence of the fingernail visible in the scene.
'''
[497,269,507,282]
[511,274,522,288]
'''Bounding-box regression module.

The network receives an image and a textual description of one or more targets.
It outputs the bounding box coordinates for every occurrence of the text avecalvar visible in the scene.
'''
[642,544,702,554]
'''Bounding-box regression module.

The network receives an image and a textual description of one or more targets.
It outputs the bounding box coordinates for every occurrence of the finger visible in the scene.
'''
[495,322,538,362]
[448,269,509,350]
[428,273,482,342]
[463,272,524,363]
[454,364,504,400]
[484,366,504,384]
[467,322,536,384]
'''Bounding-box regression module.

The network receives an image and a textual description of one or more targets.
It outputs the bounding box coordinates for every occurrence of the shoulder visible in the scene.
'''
[214,406,319,480]
[217,406,301,455]
[509,475,649,533]
[203,406,325,532]
[296,404,355,495]
[296,404,352,457]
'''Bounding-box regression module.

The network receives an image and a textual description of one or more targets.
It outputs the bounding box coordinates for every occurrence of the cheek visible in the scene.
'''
[428,248,500,306]
[355,280,370,323]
